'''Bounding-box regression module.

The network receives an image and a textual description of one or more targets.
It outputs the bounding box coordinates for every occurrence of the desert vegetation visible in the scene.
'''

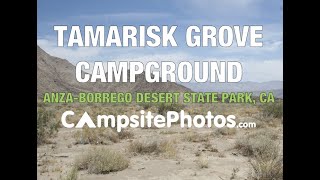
[128,138,177,158]
[75,147,129,174]
[37,108,59,145]
[37,102,283,180]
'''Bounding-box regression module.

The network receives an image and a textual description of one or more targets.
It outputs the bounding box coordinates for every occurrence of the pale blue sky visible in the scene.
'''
[37,0,283,82]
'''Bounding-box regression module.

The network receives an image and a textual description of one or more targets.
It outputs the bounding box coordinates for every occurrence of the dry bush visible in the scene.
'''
[230,168,239,179]
[197,156,209,168]
[128,139,177,158]
[260,101,283,118]
[248,154,283,180]
[183,132,209,142]
[117,129,134,139]
[246,128,279,140]
[234,129,279,157]
[157,103,185,116]
[75,147,129,174]
[234,129,283,179]
[128,140,158,154]
[213,127,237,136]
[60,167,78,180]
[37,109,59,145]
[138,103,153,110]
[73,127,119,145]
[159,139,178,158]
[203,142,218,152]
[159,130,178,135]
[248,140,283,180]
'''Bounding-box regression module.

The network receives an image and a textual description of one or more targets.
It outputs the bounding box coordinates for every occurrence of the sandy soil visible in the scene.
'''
[37,104,283,180]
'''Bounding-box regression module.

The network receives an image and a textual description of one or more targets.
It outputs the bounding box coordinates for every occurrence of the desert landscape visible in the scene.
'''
[37,46,283,180]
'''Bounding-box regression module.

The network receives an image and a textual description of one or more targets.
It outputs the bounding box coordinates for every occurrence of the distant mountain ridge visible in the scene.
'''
[182,81,283,98]
[37,46,191,98]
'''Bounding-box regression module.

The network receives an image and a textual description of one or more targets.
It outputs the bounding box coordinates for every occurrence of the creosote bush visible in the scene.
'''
[157,103,185,115]
[37,108,59,145]
[260,101,283,118]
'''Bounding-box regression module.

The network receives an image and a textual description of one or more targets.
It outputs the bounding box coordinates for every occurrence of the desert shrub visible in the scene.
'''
[158,139,177,158]
[197,156,209,168]
[235,135,278,158]
[213,127,237,136]
[75,147,129,174]
[234,129,279,158]
[159,130,178,135]
[157,103,185,115]
[261,101,283,118]
[246,128,278,140]
[37,109,59,145]
[128,140,158,154]
[128,139,177,158]
[248,141,283,180]
[138,103,153,110]
[230,168,239,180]
[203,142,218,152]
[73,127,119,145]
[183,132,209,142]
[249,153,283,180]
[235,129,283,179]
[60,167,78,180]
[117,129,134,139]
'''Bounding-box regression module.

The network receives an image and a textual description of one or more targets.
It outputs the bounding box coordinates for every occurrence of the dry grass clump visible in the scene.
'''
[234,129,278,157]
[75,147,129,174]
[203,142,219,152]
[213,127,237,137]
[60,167,78,180]
[234,129,282,179]
[73,127,119,145]
[117,129,134,139]
[248,153,283,180]
[128,139,177,158]
[183,131,210,142]
[197,156,209,168]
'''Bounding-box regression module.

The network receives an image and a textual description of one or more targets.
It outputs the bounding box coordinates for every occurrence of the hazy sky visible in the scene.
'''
[37,0,283,82]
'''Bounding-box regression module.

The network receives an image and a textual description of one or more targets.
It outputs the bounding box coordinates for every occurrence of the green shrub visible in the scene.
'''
[157,103,185,115]
[261,101,283,118]
[138,103,153,110]
[37,109,59,145]
[75,147,129,174]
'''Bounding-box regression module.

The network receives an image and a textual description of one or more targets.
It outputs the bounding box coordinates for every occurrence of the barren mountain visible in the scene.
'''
[37,46,191,98]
